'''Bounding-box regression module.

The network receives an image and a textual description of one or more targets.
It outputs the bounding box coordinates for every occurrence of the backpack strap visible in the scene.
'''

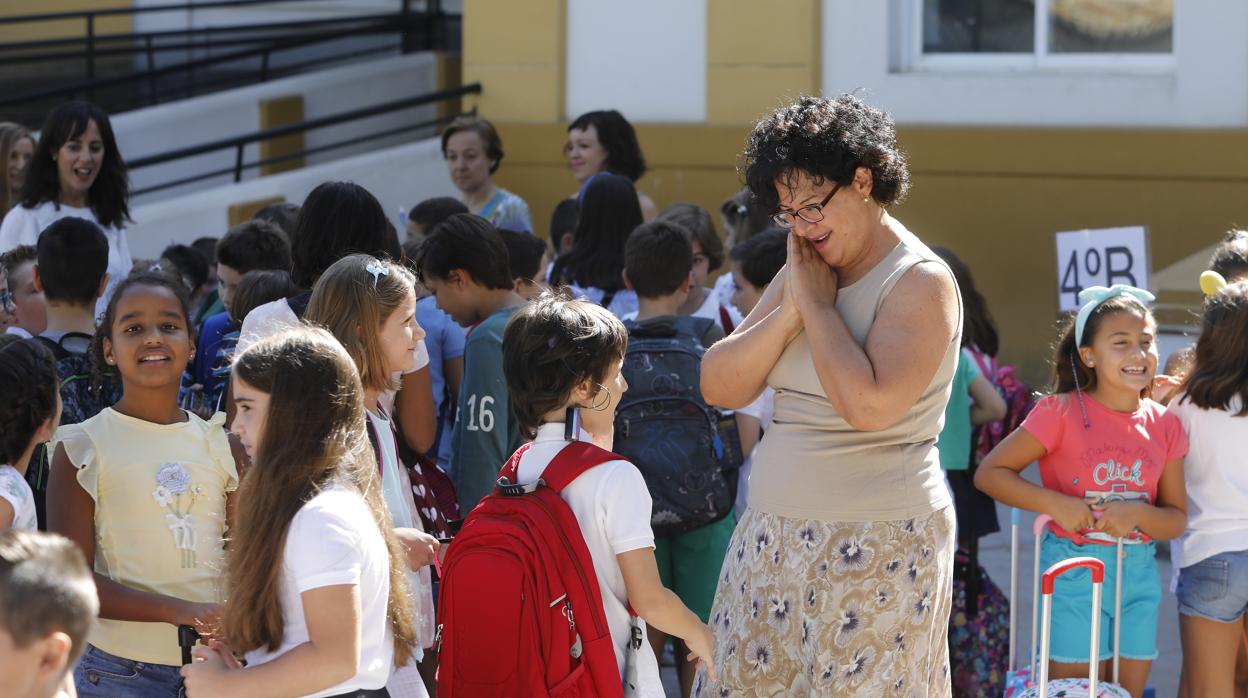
[718,304,735,335]
[495,442,535,486]
[541,441,622,494]
[32,335,72,361]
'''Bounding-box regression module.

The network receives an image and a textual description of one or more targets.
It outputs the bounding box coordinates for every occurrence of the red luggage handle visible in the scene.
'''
[1040,556,1105,594]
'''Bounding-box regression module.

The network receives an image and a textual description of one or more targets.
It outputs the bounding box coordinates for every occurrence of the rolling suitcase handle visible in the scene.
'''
[1037,557,1106,698]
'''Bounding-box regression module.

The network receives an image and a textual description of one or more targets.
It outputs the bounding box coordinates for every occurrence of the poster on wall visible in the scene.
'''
[1054,226,1151,312]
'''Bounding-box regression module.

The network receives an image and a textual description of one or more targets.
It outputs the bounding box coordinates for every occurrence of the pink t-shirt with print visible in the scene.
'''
[1021,393,1188,544]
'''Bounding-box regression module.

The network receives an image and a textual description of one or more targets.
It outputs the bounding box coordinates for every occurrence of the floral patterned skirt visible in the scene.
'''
[692,506,955,698]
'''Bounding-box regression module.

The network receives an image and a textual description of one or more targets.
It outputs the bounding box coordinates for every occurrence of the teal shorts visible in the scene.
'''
[1039,532,1161,663]
[655,514,736,623]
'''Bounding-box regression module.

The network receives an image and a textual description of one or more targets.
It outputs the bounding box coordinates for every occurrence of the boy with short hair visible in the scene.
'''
[415,213,526,511]
[188,219,292,412]
[407,197,469,243]
[549,198,579,257]
[0,529,99,698]
[497,228,551,300]
[28,218,120,529]
[2,245,45,338]
[621,219,736,696]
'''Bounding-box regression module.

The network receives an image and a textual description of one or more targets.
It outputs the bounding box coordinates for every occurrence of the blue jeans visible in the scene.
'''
[74,644,184,697]
[1178,548,1248,623]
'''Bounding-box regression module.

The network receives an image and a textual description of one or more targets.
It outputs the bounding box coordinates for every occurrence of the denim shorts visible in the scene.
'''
[1177,548,1248,623]
[74,644,184,698]
[1039,532,1161,663]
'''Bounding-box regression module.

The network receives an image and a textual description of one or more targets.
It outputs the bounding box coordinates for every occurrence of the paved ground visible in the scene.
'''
[660,467,1185,697]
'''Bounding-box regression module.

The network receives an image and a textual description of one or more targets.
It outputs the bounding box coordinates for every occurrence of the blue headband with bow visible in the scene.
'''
[1074,284,1155,346]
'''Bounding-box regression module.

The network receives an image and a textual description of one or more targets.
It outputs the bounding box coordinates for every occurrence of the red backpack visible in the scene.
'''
[435,441,628,698]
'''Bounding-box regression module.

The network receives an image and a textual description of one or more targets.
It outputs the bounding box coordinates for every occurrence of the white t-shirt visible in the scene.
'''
[1168,395,1248,569]
[712,273,736,313]
[618,287,742,334]
[0,201,132,319]
[734,387,775,513]
[245,484,394,698]
[0,465,37,530]
[515,424,663,697]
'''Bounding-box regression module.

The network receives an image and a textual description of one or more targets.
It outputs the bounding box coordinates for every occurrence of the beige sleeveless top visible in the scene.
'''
[748,231,959,522]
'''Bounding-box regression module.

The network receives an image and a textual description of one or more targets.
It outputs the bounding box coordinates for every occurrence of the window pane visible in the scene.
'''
[1048,0,1173,53]
[922,0,1034,53]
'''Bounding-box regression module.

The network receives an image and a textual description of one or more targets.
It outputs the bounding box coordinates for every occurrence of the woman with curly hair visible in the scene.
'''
[0,102,132,319]
[695,95,961,696]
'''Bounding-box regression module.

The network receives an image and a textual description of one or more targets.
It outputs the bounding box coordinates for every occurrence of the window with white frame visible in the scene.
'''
[901,0,1174,70]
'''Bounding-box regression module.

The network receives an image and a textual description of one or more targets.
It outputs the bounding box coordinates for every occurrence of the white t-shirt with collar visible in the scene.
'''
[515,424,663,697]
[244,484,394,698]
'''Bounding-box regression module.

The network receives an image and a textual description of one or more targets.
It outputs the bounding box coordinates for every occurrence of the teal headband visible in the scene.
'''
[1074,285,1155,346]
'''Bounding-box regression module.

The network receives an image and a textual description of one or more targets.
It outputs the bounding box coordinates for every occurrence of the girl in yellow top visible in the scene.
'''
[48,271,244,697]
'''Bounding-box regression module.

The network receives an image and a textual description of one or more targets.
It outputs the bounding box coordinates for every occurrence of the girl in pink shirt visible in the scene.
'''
[976,285,1188,698]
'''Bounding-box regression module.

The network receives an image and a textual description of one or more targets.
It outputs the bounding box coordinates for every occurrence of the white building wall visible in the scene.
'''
[822,0,1248,128]
[565,0,707,122]
[115,52,439,206]
[127,136,455,259]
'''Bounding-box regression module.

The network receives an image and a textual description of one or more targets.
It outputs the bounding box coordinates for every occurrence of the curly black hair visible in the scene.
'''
[0,336,58,466]
[743,94,910,212]
[1210,229,1248,282]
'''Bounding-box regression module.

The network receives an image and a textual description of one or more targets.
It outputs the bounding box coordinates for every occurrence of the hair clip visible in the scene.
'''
[366,260,389,286]
[1200,270,1229,297]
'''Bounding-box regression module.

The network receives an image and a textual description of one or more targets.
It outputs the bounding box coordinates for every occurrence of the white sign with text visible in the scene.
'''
[1055,226,1150,312]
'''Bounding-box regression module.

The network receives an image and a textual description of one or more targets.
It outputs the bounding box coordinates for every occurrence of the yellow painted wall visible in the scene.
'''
[461,0,564,122]
[492,122,1248,385]
[0,1,133,44]
[706,0,820,124]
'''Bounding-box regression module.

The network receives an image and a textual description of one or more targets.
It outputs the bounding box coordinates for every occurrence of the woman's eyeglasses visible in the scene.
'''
[771,182,842,228]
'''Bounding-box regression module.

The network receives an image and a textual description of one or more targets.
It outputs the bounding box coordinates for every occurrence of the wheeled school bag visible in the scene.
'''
[1015,554,1130,698]
[435,441,628,698]
[615,316,743,537]
[1005,511,1139,698]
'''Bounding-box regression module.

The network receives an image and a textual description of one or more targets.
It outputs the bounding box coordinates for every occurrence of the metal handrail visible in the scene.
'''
[0,0,445,104]
[127,82,479,193]
[0,12,416,60]
[0,17,407,107]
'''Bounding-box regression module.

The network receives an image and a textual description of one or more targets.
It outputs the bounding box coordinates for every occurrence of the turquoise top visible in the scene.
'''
[937,348,982,471]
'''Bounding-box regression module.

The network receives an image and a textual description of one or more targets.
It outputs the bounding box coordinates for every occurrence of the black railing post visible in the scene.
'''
[145,35,157,105]
[400,0,414,54]
[260,49,270,81]
[233,143,244,182]
[85,13,96,100]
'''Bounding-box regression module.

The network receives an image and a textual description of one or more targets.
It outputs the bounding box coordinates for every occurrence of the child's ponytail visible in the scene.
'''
[1181,282,1248,415]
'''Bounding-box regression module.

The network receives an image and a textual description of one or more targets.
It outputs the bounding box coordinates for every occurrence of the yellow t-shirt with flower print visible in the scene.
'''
[53,408,238,666]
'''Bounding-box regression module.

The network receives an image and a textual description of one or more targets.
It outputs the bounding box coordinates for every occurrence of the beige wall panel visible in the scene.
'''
[0,1,132,43]
[707,65,816,124]
[463,0,562,66]
[463,66,562,123]
[258,95,304,176]
[707,0,817,66]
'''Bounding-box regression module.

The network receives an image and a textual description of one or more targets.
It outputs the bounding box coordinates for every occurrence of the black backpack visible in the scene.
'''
[614,316,743,537]
[26,333,122,529]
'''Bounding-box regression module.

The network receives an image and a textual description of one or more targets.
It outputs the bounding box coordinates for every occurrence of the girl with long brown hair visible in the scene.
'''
[181,327,416,697]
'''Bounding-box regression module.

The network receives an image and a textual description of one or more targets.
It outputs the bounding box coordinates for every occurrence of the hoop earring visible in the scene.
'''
[588,384,612,411]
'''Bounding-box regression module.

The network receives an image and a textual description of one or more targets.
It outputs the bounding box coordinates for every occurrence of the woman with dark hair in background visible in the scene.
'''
[441,115,533,232]
[0,102,132,318]
[0,122,34,214]
[696,95,961,696]
[565,109,658,219]
[548,172,644,318]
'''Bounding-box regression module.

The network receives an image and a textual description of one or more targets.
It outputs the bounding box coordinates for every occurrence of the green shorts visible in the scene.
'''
[655,514,737,623]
